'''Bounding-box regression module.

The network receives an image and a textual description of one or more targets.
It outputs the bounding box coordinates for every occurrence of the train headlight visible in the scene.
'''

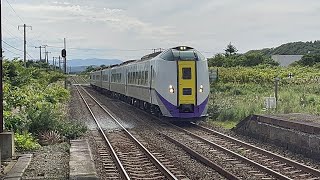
[199,85,204,93]
[169,85,175,93]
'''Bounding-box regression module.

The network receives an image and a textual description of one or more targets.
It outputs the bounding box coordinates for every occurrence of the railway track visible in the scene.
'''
[105,90,320,179]
[70,75,88,85]
[75,85,184,180]
[174,123,320,180]
[81,85,320,179]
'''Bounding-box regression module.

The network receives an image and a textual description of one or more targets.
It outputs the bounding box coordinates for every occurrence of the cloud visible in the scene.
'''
[3,0,320,60]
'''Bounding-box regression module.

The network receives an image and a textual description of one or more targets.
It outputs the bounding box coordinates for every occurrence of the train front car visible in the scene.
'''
[154,46,210,121]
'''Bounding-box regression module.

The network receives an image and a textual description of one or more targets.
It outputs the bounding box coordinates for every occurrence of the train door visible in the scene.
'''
[149,65,153,104]
[125,68,127,95]
[178,61,196,112]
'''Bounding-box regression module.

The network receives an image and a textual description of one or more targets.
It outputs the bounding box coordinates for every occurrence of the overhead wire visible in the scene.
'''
[4,0,24,24]
[2,25,23,42]
[3,47,21,56]
[2,40,24,52]
[47,45,154,52]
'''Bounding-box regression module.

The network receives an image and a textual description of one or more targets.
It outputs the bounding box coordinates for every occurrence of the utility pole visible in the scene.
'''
[58,56,61,70]
[35,46,45,62]
[274,77,280,110]
[52,57,55,70]
[45,51,51,64]
[52,57,59,70]
[42,45,48,62]
[0,0,4,132]
[62,38,67,89]
[18,24,32,67]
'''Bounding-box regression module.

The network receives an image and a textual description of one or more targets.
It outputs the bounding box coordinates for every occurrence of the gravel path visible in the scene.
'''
[22,143,70,179]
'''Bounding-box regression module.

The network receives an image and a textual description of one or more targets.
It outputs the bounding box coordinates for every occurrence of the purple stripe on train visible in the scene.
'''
[156,91,208,118]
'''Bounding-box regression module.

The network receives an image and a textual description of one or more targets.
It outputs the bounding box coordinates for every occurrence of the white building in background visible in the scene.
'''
[271,55,304,67]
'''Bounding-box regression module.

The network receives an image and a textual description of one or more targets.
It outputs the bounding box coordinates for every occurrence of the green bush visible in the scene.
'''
[3,111,28,132]
[15,132,41,151]
[57,120,87,139]
[3,60,86,146]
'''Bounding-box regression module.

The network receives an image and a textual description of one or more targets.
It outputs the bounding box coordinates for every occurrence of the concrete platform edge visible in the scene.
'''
[4,154,33,180]
[69,139,98,180]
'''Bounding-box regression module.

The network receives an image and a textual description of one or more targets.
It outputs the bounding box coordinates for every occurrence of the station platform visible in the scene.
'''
[234,113,320,160]
[69,139,98,180]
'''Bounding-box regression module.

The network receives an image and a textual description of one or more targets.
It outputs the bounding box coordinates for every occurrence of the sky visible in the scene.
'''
[2,0,320,62]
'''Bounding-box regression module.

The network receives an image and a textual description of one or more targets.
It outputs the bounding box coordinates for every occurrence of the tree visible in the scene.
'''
[208,53,225,67]
[297,54,320,66]
[225,42,238,56]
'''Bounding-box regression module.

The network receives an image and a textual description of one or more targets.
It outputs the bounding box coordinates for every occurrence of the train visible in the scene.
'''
[89,46,210,122]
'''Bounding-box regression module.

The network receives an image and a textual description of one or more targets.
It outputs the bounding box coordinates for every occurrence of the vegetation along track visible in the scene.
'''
[175,123,320,180]
[75,85,183,180]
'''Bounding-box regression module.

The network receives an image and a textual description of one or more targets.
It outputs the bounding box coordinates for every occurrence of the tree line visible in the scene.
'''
[208,42,320,67]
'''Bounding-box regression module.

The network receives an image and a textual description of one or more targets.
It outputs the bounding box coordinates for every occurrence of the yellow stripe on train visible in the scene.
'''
[178,61,196,105]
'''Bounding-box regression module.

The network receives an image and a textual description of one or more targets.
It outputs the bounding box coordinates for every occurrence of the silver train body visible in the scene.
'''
[89,46,210,121]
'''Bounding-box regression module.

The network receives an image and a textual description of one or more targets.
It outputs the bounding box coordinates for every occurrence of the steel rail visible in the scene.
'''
[169,123,292,180]
[162,134,240,180]
[79,85,179,180]
[194,123,320,177]
[97,93,241,180]
[75,85,130,180]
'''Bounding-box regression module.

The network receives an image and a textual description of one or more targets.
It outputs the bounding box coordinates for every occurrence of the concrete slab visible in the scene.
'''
[259,114,320,134]
[234,114,320,160]
[69,139,98,180]
[0,132,15,160]
[4,154,32,180]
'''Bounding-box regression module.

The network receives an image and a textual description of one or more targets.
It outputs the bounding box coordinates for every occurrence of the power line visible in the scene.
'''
[3,47,20,56]
[3,42,35,60]
[27,52,35,60]
[2,25,22,41]
[3,16,23,35]
[4,0,24,23]
[47,45,153,52]
[2,40,23,52]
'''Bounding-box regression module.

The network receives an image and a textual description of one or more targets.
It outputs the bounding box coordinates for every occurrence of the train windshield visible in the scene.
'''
[161,49,205,61]
[172,50,198,60]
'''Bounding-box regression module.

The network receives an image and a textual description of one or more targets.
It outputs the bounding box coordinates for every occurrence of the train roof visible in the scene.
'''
[89,46,197,73]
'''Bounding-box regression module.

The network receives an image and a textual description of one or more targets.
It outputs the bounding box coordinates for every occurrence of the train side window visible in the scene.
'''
[145,71,148,85]
[133,72,136,84]
[182,68,192,79]
[130,72,132,84]
[136,72,139,84]
[143,71,146,85]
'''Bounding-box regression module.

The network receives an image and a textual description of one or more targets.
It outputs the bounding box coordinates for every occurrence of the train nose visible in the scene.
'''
[179,104,194,113]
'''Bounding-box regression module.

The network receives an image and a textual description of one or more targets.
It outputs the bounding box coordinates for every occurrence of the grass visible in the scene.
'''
[210,120,238,129]
[207,66,320,129]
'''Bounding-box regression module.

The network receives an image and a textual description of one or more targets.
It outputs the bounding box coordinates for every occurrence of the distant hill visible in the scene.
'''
[68,58,122,67]
[68,66,92,73]
[67,58,122,73]
[246,40,320,56]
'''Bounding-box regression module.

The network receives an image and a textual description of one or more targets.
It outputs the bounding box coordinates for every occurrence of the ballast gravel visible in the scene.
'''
[22,143,70,179]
